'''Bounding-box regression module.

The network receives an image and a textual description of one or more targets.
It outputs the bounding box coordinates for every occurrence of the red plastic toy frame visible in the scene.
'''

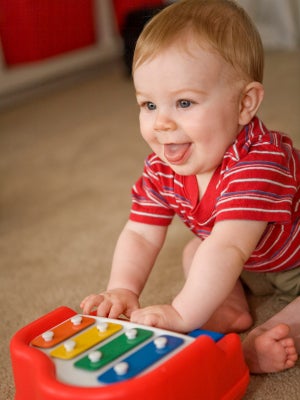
[10,306,249,400]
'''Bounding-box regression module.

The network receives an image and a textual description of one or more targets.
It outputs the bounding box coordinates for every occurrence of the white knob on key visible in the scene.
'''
[114,362,129,376]
[154,336,168,349]
[97,322,108,333]
[64,340,76,352]
[71,315,82,326]
[125,328,137,340]
[42,331,54,342]
[88,351,102,363]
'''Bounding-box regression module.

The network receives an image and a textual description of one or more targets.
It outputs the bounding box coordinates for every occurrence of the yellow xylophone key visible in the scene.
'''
[50,322,122,360]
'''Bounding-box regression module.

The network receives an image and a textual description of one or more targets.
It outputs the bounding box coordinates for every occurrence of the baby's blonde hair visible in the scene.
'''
[133,0,264,83]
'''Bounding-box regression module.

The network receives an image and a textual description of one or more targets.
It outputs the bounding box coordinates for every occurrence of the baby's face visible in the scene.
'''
[133,40,246,178]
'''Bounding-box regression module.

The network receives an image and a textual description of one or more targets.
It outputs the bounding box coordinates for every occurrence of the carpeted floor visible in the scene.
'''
[1,51,299,399]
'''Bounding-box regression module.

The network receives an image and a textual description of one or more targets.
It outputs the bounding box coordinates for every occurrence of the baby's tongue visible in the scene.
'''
[164,143,190,163]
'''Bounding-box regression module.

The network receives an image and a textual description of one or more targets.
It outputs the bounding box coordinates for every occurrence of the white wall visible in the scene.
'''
[237,0,300,49]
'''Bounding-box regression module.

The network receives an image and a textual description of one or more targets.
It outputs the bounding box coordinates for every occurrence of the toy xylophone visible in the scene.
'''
[10,306,249,400]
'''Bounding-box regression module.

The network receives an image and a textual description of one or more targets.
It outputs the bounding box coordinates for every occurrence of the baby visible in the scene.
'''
[81,0,300,374]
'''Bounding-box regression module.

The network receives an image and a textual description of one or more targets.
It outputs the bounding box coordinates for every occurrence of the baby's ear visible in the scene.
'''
[239,82,264,125]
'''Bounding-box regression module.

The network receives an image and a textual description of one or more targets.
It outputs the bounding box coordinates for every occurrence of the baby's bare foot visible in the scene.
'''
[243,323,298,373]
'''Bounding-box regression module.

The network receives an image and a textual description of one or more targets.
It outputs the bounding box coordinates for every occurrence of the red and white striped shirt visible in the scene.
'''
[130,117,300,272]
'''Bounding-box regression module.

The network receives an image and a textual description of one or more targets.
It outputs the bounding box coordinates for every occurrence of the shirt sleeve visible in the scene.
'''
[215,143,298,223]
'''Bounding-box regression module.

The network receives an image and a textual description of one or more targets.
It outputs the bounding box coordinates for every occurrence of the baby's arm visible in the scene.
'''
[81,220,168,318]
[131,219,267,332]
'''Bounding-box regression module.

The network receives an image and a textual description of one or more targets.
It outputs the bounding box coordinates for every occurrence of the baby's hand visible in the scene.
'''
[131,304,187,333]
[80,288,139,319]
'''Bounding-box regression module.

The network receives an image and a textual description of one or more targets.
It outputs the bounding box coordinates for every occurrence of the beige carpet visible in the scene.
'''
[1,51,300,399]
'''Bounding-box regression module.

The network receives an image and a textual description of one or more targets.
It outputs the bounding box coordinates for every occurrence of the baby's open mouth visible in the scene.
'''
[163,143,191,164]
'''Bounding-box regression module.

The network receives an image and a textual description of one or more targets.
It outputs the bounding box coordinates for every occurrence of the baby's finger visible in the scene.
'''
[124,300,140,318]
[109,302,126,319]
[81,294,104,315]
[131,309,160,327]
[80,295,91,309]
[96,298,114,317]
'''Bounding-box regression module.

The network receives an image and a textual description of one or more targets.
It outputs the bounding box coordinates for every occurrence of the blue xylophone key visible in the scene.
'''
[98,335,184,384]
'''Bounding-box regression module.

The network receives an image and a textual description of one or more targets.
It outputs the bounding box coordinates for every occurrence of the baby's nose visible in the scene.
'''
[154,112,177,131]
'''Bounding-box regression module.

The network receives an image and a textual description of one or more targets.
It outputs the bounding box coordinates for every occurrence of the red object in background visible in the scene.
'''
[112,0,164,32]
[0,0,96,67]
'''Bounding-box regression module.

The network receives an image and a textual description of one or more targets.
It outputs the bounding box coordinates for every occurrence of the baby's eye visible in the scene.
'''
[145,102,156,110]
[178,99,192,108]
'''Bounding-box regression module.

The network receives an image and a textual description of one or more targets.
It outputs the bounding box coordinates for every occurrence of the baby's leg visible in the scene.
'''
[243,296,300,373]
[182,238,253,333]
